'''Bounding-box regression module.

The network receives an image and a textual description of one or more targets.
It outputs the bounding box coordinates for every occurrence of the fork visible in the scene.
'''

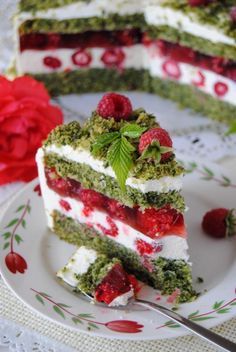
[81,290,236,352]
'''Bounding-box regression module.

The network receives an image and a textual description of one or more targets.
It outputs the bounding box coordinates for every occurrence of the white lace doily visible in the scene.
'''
[0,318,75,352]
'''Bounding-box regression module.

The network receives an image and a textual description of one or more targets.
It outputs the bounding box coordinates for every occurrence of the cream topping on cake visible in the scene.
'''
[42,146,183,194]
[16,0,145,24]
[145,5,235,46]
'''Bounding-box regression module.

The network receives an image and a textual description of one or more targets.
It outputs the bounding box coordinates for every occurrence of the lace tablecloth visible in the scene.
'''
[1,1,236,351]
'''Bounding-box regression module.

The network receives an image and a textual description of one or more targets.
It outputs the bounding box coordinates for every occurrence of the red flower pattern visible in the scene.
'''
[105,320,144,333]
[5,252,27,274]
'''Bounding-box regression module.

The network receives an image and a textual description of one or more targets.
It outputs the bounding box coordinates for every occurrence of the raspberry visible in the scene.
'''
[138,127,173,162]
[136,239,154,256]
[214,82,228,97]
[188,0,213,6]
[97,216,118,237]
[137,207,180,238]
[79,189,105,208]
[72,49,92,67]
[230,7,236,23]
[162,60,181,80]
[43,56,62,69]
[101,48,125,68]
[202,208,236,238]
[192,71,205,87]
[107,199,127,221]
[59,199,71,211]
[96,93,132,121]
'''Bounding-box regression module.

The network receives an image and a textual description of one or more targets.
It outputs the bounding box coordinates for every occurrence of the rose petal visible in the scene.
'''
[12,76,50,101]
[0,76,12,98]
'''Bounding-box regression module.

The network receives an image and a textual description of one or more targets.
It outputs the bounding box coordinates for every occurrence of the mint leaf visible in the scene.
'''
[107,136,135,191]
[120,124,147,139]
[92,132,120,154]
[225,121,236,136]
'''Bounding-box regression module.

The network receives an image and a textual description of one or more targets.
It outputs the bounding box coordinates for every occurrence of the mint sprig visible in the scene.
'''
[92,132,120,154]
[92,123,147,190]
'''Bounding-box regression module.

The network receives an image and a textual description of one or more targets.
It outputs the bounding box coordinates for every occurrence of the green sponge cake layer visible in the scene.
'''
[44,153,185,212]
[53,211,197,303]
[19,14,146,35]
[33,69,236,125]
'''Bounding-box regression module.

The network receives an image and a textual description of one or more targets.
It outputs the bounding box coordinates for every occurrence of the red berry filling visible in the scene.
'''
[154,39,236,82]
[59,199,71,211]
[94,263,132,305]
[101,48,125,68]
[45,167,186,239]
[43,56,62,69]
[20,30,142,51]
[72,49,92,67]
[96,216,119,237]
[162,60,181,80]
[136,239,154,256]
[214,82,229,97]
[96,93,132,121]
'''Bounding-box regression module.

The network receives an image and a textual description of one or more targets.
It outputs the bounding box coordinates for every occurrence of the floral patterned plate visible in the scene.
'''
[0,156,236,340]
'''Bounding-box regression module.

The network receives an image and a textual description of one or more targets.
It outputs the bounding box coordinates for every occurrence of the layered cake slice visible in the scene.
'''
[57,246,136,306]
[15,0,236,124]
[36,93,196,303]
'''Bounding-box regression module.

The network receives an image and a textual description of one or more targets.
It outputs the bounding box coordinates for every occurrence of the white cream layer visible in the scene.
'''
[148,50,236,107]
[145,5,235,46]
[109,289,134,307]
[16,0,144,23]
[18,45,236,106]
[16,1,235,46]
[17,45,147,75]
[36,149,189,262]
[43,145,183,194]
[57,246,97,286]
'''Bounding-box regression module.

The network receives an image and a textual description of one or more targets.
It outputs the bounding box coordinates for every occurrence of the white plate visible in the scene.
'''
[0,155,236,340]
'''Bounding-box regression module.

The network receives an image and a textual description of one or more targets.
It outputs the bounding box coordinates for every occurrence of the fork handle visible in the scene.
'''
[135,299,236,352]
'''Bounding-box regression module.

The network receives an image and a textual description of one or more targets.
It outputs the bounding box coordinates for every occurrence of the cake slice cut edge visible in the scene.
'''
[57,245,135,307]
[37,94,197,304]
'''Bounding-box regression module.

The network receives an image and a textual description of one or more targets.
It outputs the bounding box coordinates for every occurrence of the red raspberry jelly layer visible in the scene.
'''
[20,29,142,51]
[94,263,133,305]
[45,167,186,239]
[149,39,236,82]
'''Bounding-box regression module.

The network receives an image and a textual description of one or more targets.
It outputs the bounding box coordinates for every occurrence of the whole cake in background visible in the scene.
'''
[36,93,197,303]
[15,0,236,124]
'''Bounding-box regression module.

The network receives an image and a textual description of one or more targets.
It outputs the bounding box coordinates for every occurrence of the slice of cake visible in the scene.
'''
[15,0,236,124]
[36,93,196,303]
[57,246,135,306]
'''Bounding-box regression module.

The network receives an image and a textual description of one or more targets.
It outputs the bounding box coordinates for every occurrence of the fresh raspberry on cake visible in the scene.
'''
[202,208,236,238]
[139,128,173,162]
[96,93,132,120]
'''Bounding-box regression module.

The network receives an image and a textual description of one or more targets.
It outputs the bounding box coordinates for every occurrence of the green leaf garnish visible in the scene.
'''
[225,121,236,136]
[120,124,147,139]
[107,136,135,191]
[92,131,120,154]
[140,140,173,163]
